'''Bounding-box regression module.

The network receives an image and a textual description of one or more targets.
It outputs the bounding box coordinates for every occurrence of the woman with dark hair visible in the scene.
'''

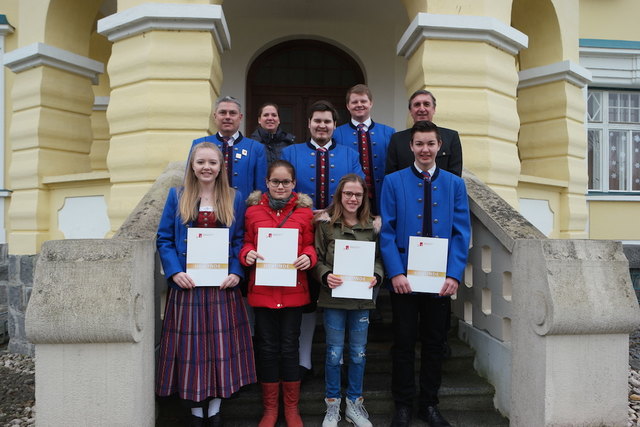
[251,103,296,164]
[240,160,317,427]
[313,173,384,427]
[156,141,256,426]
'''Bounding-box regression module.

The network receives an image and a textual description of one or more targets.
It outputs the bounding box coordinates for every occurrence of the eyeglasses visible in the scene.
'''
[268,179,294,187]
[342,191,364,199]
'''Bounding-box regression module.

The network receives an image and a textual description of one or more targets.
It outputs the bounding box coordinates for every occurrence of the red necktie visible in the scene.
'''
[357,124,374,198]
[422,170,431,183]
[222,136,232,181]
[318,147,328,209]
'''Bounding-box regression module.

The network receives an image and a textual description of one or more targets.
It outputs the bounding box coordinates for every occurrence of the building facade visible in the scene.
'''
[0,0,638,254]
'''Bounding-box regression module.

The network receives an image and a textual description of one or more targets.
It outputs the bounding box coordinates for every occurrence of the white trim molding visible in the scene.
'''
[3,43,104,84]
[580,47,640,88]
[93,96,109,111]
[97,3,231,53]
[397,13,528,59]
[0,24,14,36]
[586,194,640,202]
[518,60,592,89]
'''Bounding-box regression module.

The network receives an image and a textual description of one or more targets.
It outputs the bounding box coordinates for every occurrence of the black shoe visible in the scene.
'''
[417,405,451,427]
[207,412,223,427]
[390,404,412,427]
[189,415,206,427]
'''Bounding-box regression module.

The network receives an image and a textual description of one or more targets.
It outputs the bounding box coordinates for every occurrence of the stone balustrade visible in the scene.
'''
[455,170,640,426]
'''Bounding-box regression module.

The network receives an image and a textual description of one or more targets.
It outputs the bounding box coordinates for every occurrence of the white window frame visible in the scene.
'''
[587,89,640,194]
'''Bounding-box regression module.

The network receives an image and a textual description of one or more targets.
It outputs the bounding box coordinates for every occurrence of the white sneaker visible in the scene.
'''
[322,397,341,427]
[345,397,372,427]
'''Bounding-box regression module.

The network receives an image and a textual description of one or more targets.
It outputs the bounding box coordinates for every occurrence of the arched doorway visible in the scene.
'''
[246,40,365,140]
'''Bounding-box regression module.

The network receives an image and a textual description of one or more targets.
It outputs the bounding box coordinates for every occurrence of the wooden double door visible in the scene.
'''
[246,40,365,142]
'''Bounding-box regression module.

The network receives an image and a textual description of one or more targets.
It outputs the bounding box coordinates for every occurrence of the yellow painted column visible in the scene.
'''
[4,46,103,253]
[397,4,527,206]
[98,2,229,233]
[513,0,589,238]
[517,65,590,238]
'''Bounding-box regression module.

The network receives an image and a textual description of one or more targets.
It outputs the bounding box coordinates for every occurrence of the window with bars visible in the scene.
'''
[587,90,640,192]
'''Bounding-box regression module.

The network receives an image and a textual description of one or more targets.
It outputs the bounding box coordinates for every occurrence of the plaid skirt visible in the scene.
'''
[156,286,256,401]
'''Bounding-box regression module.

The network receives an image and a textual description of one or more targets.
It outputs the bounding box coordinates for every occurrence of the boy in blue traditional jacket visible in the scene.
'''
[333,84,395,215]
[380,120,470,427]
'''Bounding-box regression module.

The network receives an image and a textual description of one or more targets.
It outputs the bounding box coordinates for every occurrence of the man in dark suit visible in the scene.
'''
[386,90,462,176]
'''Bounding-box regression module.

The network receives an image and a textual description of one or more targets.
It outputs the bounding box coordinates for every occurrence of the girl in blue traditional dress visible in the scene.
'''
[156,141,256,427]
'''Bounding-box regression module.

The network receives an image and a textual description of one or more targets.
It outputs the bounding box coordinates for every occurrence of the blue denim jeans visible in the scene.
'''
[323,308,370,400]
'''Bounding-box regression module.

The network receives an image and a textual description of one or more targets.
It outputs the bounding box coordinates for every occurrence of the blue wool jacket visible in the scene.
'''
[191,133,268,199]
[281,141,364,210]
[333,121,395,213]
[380,166,470,286]
[156,187,246,290]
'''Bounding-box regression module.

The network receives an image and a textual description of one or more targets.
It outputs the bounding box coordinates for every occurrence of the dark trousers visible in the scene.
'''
[390,292,450,407]
[254,306,303,383]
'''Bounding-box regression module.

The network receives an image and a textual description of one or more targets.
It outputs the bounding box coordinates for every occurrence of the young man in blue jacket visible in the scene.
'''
[333,84,395,215]
[380,121,470,427]
[282,100,364,211]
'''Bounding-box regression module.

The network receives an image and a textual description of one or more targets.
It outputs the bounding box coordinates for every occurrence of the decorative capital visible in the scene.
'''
[397,13,528,59]
[98,3,230,53]
[3,43,104,84]
[518,60,592,89]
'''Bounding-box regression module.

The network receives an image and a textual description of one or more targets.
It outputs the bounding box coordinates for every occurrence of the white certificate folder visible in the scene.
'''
[255,227,299,286]
[407,236,448,293]
[186,227,229,286]
[332,239,376,300]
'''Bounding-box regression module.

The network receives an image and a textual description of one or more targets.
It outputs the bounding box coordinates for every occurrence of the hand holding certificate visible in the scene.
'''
[255,227,299,286]
[406,236,448,293]
[332,239,376,300]
[186,228,229,286]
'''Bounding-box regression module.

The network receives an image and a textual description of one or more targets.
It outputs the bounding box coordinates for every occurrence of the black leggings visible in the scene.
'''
[253,307,303,383]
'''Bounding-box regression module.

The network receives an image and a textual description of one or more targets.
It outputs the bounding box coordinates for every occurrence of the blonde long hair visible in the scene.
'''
[178,141,235,227]
[324,174,372,226]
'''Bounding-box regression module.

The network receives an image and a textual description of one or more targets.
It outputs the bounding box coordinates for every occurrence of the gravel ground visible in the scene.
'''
[0,347,35,426]
[3,333,640,426]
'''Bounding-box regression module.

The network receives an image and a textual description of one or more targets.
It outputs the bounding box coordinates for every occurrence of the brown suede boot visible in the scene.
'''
[282,381,303,427]
[258,382,280,427]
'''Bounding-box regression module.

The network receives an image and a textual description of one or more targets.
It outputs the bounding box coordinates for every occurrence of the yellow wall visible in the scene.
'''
[580,0,640,40]
[589,201,640,240]
[45,176,110,240]
[517,178,563,238]
[3,3,19,240]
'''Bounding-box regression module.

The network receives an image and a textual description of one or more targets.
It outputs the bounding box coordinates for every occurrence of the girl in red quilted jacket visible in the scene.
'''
[240,159,317,427]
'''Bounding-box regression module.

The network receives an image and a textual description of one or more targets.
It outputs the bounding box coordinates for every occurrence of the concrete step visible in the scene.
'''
[157,406,508,426]
[156,302,507,426]
[157,367,500,424]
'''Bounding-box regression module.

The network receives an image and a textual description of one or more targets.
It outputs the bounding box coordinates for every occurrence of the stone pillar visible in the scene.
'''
[518,62,591,238]
[512,239,640,426]
[26,238,156,426]
[3,43,103,254]
[396,10,528,207]
[98,2,230,233]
